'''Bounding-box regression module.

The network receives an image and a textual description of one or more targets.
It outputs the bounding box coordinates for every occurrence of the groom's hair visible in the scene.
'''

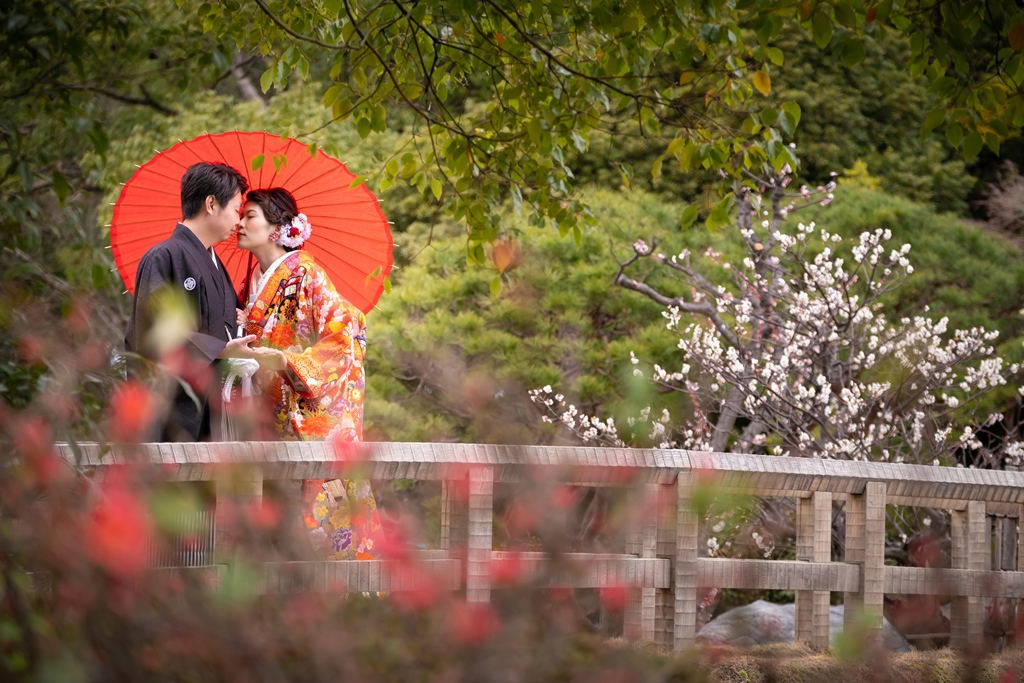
[181,162,248,220]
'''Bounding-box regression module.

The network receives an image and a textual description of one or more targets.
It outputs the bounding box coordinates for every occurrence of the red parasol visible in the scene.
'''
[110,131,393,314]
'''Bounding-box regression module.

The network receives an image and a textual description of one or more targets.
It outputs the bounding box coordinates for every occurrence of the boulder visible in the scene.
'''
[696,600,913,653]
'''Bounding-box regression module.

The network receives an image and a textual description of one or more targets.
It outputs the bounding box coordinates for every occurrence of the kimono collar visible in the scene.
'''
[248,250,294,308]
[172,223,209,253]
[246,250,313,331]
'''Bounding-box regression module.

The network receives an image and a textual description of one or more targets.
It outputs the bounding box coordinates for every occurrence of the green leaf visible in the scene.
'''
[986,131,1001,155]
[766,47,784,66]
[91,263,106,289]
[489,276,503,297]
[945,121,963,146]
[17,161,32,192]
[923,108,946,131]
[383,276,392,294]
[400,82,423,100]
[356,117,372,139]
[259,66,275,93]
[323,83,345,107]
[651,156,664,181]
[349,175,367,188]
[706,194,734,232]
[761,107,778,127]
[52,169,69,204]
[352,66,367,90]
[812,12,833,48]
[778,110,796,136]
[370,104,387,132]
[841,39,866,66]
[781,101,801,128]
[323,0,341,18]
[962,131,983,161]
[431,178,443,200]
[875,0,893,23]
[833,3,856,27]
[386,159,399,177]
[526,118,542,146]
[469,243,486,265]
[679,204,700,230]
[251,154,265,171]
[364,265,382,288]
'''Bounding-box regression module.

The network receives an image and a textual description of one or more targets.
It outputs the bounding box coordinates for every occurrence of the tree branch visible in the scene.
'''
[58,83,177,116]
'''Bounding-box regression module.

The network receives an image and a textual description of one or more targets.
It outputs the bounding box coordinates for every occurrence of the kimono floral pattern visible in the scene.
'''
[245,250,382,561]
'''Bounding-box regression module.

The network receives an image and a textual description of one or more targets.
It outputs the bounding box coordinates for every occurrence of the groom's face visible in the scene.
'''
[210,191,243,243]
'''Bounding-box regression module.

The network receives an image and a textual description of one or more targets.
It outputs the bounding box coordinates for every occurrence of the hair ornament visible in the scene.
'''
[277,213,311,248]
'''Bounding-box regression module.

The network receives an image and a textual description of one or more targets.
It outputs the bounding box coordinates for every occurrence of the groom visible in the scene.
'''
[125,161,257,441]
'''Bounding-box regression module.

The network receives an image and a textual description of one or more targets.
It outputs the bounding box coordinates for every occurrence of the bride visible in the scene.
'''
[236,187,381,561]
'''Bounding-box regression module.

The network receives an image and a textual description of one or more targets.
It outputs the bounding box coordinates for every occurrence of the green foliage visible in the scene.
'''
[772,27,976,215]
[801,186,1024,352]
[193,0,1024,250]
[370,183,1024,445]
[0,0,238,410]
[1,0,224,260]
[365,188,693,443]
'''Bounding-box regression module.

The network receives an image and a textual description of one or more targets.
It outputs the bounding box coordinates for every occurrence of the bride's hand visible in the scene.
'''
[251,347,287,372]
[236,308,247,327]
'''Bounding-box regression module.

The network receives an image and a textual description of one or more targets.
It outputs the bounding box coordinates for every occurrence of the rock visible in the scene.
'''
[696,600,913,653]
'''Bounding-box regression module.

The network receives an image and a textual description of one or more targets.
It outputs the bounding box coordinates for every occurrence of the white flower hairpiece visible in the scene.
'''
[276,213,312,248]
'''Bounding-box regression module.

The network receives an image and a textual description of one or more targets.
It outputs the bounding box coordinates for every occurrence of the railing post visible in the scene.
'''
[673,472,699,652]
[654,482,677,647]
[214,465,263,565]
[441,477,468,552]
[950,500,986,649]
[624,483,657,642]
[1017,505,1024,647]
[796,492,832,649]
[465,466,494,603]
[844,481,885,639]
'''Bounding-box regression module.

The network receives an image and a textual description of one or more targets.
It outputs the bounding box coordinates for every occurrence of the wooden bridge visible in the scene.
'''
[56,441,1024,652]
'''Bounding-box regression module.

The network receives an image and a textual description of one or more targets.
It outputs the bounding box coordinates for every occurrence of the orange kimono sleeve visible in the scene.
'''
[281,267,366,400]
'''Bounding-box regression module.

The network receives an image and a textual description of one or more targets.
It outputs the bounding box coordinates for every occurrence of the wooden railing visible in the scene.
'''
[55,442,1024,652]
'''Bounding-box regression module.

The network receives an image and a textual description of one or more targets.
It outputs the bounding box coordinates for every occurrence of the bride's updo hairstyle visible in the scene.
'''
[247,188,301,252]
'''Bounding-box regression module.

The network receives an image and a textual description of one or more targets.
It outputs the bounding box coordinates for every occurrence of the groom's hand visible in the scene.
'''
[251,347,288,372]
[217,334,258,359]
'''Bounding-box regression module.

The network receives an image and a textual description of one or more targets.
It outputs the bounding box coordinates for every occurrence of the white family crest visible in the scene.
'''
[183,277,196,291]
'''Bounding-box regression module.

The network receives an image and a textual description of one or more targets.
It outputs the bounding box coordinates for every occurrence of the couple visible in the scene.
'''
[124,161,380,561]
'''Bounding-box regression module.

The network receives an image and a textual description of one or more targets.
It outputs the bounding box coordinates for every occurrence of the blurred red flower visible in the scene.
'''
[392,565,441,612]
[245,498,281,530]
[16,334,43,363]
[13,415,63,486]
[598,585,627,611]
[85,483,152,579]
[551,485,578,510]
[108,380,156,442]
[449,602,500,646]
[491,552,524,585]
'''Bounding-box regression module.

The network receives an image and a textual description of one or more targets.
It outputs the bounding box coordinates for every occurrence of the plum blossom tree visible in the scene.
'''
[533,167,1024,470]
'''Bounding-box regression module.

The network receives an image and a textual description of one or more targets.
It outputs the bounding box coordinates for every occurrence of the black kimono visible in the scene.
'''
[124,223,240,441]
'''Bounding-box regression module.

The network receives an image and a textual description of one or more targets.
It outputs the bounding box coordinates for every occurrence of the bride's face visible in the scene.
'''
[236,201,278,251]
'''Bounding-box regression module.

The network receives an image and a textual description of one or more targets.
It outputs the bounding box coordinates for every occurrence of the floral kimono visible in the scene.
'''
[244,250,382,561]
